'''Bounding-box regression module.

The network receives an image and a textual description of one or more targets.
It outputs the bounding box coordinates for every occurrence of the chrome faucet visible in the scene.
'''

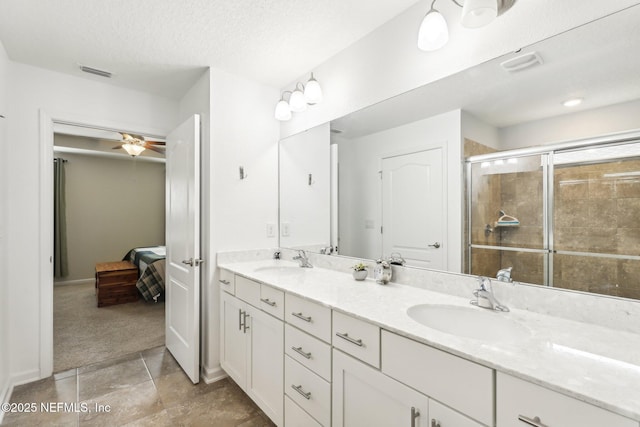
[496,267,513,283]
[471,277,509,312]
[293,250,313,268]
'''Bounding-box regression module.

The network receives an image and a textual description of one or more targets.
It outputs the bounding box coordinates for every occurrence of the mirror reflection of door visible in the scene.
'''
[381,148,445,269]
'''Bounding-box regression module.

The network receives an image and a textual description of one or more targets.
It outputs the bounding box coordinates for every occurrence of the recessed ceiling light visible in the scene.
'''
[563,98,583,107]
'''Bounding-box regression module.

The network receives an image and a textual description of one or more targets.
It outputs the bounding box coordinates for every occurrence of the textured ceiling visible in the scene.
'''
[0,0,419,99]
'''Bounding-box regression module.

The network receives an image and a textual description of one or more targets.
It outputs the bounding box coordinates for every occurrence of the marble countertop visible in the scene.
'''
[217,258,640,422]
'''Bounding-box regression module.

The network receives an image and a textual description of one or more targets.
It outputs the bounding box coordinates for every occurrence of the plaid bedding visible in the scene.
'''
[123,246,166,302]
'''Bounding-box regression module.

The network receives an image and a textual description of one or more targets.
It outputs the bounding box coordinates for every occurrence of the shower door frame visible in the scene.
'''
[466,129,640,288]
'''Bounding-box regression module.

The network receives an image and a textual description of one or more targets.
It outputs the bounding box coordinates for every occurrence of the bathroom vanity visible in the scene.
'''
[217,251,640,427]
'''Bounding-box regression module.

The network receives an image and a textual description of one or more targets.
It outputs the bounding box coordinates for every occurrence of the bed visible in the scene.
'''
[123,246,166,302]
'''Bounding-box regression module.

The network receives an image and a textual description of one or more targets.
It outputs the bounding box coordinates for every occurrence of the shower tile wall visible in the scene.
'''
[553,160,640,300]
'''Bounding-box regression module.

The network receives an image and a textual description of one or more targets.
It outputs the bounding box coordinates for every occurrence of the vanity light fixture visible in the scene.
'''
[274,73,323,121]
[418,0,516,51]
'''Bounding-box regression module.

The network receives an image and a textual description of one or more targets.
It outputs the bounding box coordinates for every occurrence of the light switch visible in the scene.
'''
[281,222,290,237]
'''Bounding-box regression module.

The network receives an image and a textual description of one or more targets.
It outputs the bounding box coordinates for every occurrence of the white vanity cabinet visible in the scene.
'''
[332,349,429,427]
[220,278,284,426]
[496,372,638,427]
[381,330,494,426]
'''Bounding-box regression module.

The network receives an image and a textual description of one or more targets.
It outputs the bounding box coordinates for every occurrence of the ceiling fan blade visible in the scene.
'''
[145,140,165,146]
[112,144,124,149]
[146,145,166,155]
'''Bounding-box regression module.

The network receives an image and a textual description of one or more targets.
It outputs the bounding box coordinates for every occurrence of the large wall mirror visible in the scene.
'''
[278,5,640,300]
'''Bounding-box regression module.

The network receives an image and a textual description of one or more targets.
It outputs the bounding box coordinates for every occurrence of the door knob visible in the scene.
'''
[428,242,441,249]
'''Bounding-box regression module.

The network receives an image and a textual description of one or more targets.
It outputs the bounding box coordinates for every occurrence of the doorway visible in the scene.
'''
[52,128,167,372]
[40,111,201,382]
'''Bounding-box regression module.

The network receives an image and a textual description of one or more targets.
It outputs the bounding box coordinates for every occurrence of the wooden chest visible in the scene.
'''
[95,261,139,307]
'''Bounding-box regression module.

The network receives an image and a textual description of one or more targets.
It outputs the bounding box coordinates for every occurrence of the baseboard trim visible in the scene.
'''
[10,368,42,388]
[0,377,13,424]
[201,364,226,384]
[54,278,94,287]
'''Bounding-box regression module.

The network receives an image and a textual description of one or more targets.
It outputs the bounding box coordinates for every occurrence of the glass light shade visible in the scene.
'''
[417,10,449,51]
[289,88,307,112]
[461,0,498,28]
[123,143,145,156]
[304,76,323,105]
[274,99,292,121]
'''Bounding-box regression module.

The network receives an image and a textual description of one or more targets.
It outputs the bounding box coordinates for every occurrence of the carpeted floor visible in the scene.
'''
[54,282,165,373]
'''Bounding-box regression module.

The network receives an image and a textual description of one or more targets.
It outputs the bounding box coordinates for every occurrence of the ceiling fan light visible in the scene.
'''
[289,87,307,113]
[304,74,323,105]
[461,0,498,28]
[122,143,145,157]
[275,99,292,121]
[417,9,449,51]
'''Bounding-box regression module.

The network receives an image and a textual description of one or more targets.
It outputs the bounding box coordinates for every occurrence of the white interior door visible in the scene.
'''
[381,148,445,269]
[165,114,201,383]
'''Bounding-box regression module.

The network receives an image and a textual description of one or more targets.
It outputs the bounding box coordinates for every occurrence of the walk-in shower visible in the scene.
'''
[466,133,640,300]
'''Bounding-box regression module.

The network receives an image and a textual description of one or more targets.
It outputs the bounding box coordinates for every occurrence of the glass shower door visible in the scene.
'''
[468,154,547,284]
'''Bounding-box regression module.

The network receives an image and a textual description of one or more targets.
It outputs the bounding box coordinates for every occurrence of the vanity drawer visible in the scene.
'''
[285,324,331,381]
[285,355,331,427]
[235,275,261,307]
[285,395,323,427]
[497,372,637,427]
[285,294,331,343]
[218,268,235,294]
[381,330,494,426]
[332,310,380,368]
[260,284,284,319]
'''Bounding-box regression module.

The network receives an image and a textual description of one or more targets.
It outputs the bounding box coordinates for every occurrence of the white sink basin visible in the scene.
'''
[407,304,531,342]
[253,264,305,274]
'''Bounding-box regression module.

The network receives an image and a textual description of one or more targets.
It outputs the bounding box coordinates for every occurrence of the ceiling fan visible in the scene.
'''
[112,132,165,157]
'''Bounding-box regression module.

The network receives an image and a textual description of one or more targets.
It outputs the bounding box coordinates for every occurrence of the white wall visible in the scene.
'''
[0,39,10,411]
[280,0,639,139]
[498,99,640,150]
[5,62,178,384]
[338,110,462,271]
[462,111,499,150]
[194,68,279,381]
[280,123,331,249]
[52,148,165,282]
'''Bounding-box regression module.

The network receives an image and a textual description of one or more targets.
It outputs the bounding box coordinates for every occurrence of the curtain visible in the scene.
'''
[54,157,68,277]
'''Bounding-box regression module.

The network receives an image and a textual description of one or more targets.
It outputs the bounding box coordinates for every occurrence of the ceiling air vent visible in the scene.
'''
[500,52,543,73]
[79,65,112,78]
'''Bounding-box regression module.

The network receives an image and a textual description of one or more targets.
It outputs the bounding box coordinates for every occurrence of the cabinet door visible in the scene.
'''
[220,291,247,387]
[429,399,483,427]
[333,349,430,427]
[247,307,284,426]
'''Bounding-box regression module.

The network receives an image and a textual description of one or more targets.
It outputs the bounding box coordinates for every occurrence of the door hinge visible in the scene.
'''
[380,226,383,234]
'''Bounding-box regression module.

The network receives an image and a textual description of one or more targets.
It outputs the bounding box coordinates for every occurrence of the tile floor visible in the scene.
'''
[1,346,275,426]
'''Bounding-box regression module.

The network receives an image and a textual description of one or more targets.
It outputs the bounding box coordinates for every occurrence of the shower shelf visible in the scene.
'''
[494,211,520,228]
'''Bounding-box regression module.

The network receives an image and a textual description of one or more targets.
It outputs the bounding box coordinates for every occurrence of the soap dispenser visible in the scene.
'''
[374,259,392,285]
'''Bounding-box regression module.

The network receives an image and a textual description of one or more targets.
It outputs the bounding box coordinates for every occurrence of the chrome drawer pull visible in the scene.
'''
[219,279,230,285]
[430,419,440,427]
[336,332,363,347]
[292,312,312,322]
[291,384,312,400]
[411,407,420,427]
[260,298,276,307]
[518,415,548,427]
[238,309,243,331]
[291,346,312,359]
